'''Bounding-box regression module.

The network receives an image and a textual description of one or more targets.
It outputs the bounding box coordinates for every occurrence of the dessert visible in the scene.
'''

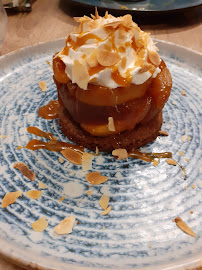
[53,10,172,152]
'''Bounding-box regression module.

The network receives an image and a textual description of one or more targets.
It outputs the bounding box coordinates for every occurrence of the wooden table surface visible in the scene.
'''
[0,0,201,269]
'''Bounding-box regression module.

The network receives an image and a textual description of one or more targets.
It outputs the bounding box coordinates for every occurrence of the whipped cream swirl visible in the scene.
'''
[57,13,161,90]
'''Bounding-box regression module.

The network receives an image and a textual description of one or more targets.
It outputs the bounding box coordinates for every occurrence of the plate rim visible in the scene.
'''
[69,0,202,13]
[0,38,201,270]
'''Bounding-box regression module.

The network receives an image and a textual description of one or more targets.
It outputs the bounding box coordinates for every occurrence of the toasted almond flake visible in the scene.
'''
[70,171,75,176]
[85,172,108,185]
[191,184,195,189]
[188,136,191,141]
[185,158,190,162]
[148,50,161,66]
[174,217,196,237]
[122,14,133,28]
[181,90,186,96]
[97,49,120,67]
[32,217,48,232]
[152,159,159,167]
[46,60,52,68]
[86,49,98,67]
[148,243,152,248]
[72,59,90,90]
[172,101,176,105]
[108,117,115,131]
[190,211,193,214]
[61,148,82,165]
[82,152,94,171]
[101,206,112,216]
[58,196,66,202]
[178,151,185,156]
[54,215,76,235]
[14,162,36,181]
[1,135,7,138]
[185,186,187,190]
[95,146,99,155]
[1,191,22,208]
[38,181,47,189]
[159,130,168,136]
[102,225,105,230]
[86,190,92,197]
[140,64,153,73]
[104,20,122,28]
[17,146,23,149]
[100,194,109,210]
[24,190,42,200]
[104,11,108,19]
[95,7,99,19]
[121,5,127,9]
[112,149,128,160]
[39,81,47,92]
[166,159,177,166]
[59,156,64,164]
[181,135,187,143]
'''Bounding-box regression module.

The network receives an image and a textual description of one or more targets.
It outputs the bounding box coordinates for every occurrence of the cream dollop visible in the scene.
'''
[57,12,161,90]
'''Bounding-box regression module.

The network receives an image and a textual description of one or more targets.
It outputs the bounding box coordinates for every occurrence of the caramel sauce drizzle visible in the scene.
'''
[38,100,59,120]
[27,126,56,141]
[26,127,84,153]
[111,69,132,87]
[128,149,172,162]
[69,34,103,51]
[88,64,106,76]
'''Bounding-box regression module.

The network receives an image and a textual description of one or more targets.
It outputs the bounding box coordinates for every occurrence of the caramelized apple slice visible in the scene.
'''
[53,56,69,84]
[68,78,152,107]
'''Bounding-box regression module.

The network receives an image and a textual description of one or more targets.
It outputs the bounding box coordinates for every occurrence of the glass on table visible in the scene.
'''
[0,0,7,48]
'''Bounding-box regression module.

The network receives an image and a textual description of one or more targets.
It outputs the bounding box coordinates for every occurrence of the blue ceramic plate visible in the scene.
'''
[71,0,202,12]
[0,39,201,270]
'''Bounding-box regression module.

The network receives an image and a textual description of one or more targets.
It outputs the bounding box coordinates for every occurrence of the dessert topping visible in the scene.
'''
[32,217,48,232]
[13,162,36,181]
[58,11,161,89]
[54,215,76,235]
[174,217,196,237]
[1,191,22,208]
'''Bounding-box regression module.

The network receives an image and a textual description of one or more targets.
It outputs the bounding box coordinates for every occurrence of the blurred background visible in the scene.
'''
[0,0,201,56]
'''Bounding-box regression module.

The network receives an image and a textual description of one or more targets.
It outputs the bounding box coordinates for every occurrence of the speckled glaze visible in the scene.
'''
[71,0,202,12]
[0,39,201,270]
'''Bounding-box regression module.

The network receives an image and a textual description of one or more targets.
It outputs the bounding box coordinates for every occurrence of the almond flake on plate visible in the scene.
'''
[61,148,82,165]
[38,181,47,189]
[166,159,177,166]
[181,135,187,143]
[32,217,48,232]
[58,196,66,202]
[95,146,99,155]
[181,90,186,96]
[24,190,42,200]
[13,162,36,181]
[159,130,168,136]
[1,191,22,208]
[101,206,112,216]
[152,159,159,167]
[39,81,47,92]
[82,152,94,171]
[174,217,196,237]
[85,172,108,185]
[191,184,195,189]
[185,158,190,162]
[100,194,109,210]
[178,151,185,156]
[86,190,92,197]
[54,215,76,235]
[112,148,128,160]
[59,156,64,163]
[1,135,7,138]
[108,117,115,131]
